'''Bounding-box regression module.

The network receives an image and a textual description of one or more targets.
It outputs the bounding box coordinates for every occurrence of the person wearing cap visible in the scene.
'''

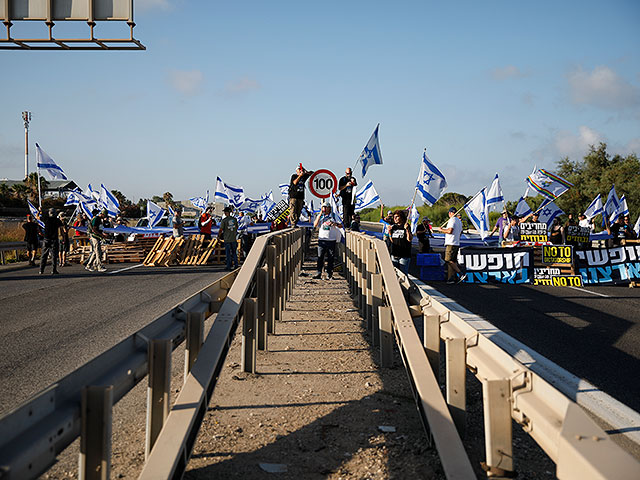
[387,209,413,274]
[503,215,520,242]
[86,209,108,273]
[288,164,313,227]
[39,208,63,275]
[338,167,357,227]
[313,202,343,279]
[218,206,239,270]
[436,207,466,284]
[22,214,41,266]
[415,216,433,253]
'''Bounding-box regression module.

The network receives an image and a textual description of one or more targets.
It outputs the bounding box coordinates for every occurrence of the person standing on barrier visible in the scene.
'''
[219,206,239,270]
[288,163,313,227]
[338,167,357,227]
[313,202,343,280]
[39,208,63,275]
[387,209,412,274]
[437,207,466,284]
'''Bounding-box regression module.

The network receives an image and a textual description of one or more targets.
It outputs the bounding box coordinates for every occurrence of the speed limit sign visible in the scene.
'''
[308,169,338,199]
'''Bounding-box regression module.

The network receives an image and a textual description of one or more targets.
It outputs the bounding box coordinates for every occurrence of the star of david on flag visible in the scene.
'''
[416,150,447,206]
[583,194,604,221]
[526,167,573,199]
[604,185,621,224]
[354,180,380,212]
[537,200,564,226]
[27,200,45,229]
[464,188,490,239]
[358,124,383,177]
[147,200,165,228]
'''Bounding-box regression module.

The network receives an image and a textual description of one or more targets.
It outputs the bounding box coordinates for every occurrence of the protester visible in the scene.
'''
[387,209,412,274]
[172,208,184,238]
[22,214,40,266]
[350,213,361,232]
[622,215,637,240]
[338,167,357,227]
[58,213,70,267]
[313,202,343,279]
[502,215,520,242]
[606,216,626,246]
[549,217,563,245]
[86,209,108,273]
[288,163,313,227]
[416,217,433,253]
[489,211,509,239]
[380,204,394,249]
[199,207,213,240]
[238,211,252,257]
[436,207,466,284]
[218,206,239,270]
[578,214,595,232]
[39,208,63,275]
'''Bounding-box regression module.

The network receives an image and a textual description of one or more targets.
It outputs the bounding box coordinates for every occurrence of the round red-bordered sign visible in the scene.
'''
[308,169,338,199]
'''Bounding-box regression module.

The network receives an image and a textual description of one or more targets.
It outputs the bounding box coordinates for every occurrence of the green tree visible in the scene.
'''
[24,173,48,202]
[11,183,30,203]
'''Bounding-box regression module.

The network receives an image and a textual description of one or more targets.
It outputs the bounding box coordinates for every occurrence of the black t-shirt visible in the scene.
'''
[23,222,40,243]
[338,175,357,203]
[289,172,311,200]
[43,216,62,241]
[390,224,411,258]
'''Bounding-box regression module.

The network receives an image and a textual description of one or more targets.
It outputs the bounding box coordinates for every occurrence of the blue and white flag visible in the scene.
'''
[634,215,640,237]
[279,183,289,201]
[583,194,604,221]
[358,124,383,177]
[35,143,67,180]
[100,184,120,217]
[79,202,95,219]
[261,197,277,218]
[605,185,621,224]
[214,177,229,203]
[354,180,381,212]
[486,174,504,211]
[538,201,564,226]
[526,167,573,199]
[27,200,45,228]
[328,192,342,217]
[225,183,245,208]
[189,190,209,211]
[619,195,629,217]
[64,188,87,206]
[409,204,420,235]
[464,188,490,239]
[147,200,165,228]
[86,184,100,203]
[416,150,447,206]
[239,198,262,213]
[514,197,533,218]
[261,190,274,202]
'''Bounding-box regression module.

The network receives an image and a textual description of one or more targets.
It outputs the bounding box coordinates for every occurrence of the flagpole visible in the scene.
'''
[37,167,42,209]
[530,189,569,216]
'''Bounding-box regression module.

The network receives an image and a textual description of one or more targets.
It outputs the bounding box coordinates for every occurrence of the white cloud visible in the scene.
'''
[624,137,640,155]
[168,70,204,95]
[491,65,527,80]
[567,66,640,110]
[224,77,260,95]
[553,126,604,158]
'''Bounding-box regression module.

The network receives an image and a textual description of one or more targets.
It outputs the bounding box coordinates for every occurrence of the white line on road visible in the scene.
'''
[568,286,610,298]
[108,264,144,275]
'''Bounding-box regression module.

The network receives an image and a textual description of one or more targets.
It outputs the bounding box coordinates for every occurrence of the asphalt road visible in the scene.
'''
[0,262,227,416]
[431,280,640,413]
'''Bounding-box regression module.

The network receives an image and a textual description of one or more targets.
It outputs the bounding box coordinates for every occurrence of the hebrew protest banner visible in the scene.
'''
[266,200,290,226]
[565,225,590,244]
[458,247,533,284]
[575,245,640,285]
[520,222,548,242]
[542,244,573,264]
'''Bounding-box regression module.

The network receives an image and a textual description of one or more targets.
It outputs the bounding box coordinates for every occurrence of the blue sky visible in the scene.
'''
[1,0,639,207]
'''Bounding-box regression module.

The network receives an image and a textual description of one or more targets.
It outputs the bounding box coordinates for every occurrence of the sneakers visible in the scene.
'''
[97,267,107,273]
[85,265,95,272]
[313,273,322,279]
[457,273,468,284]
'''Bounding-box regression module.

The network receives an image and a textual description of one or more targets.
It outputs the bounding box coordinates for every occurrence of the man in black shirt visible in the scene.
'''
[39,208,63,275]
[288,163,313,227]
[22,214,41,266]
[338,167,357,227]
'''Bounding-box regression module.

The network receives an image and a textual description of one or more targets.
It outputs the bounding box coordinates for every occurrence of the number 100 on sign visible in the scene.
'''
[309,169,337,199]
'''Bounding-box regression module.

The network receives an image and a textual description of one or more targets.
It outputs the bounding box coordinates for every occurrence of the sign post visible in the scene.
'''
[308,169,337,199]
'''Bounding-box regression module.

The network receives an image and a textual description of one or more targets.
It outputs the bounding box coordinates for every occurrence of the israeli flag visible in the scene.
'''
[410,204,420,235]
[464,188,490,239]
[262,190,274,202]
[514,197,533,218]
[354,180,381,212]
[214,177,229,203]
[147,200,165,228]
[583,194,604,221]
[35,143,68,180]
[416,150,447,206]
[79,201,95,219]
[605,185,621,224]
[239,198,262,213]
[328,192,343,217]
[100,184,120,217]
[279,183,289,200]
[64,189,83,206]
[537,201,564,226]
[634,215,640,237]
[619,195,629,217]
[86,184,101,203]
[190,190,209,211]
[27,200,45,228]
[260,197,277,218]
[358,124,383,177]
[225,183,245,208]
[238,214,252,232]
[486,174,504,211]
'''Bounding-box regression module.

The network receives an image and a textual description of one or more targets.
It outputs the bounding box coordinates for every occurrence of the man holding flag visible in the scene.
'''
[435,207,466,284]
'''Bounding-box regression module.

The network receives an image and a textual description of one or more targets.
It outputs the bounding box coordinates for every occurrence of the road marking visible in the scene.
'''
[568,286,610,298]
[108,264,144,275]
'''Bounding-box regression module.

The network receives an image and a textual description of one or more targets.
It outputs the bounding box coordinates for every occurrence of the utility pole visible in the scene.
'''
[22,111,32,180]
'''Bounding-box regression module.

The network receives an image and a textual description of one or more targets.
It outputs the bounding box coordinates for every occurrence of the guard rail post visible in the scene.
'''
[482,378,514,477]
[356,236,364,310]
[365,244,376,328]
[423,309,443,377]
[379,306,393,367]
[146,339,172,458]
[257,265,268,351]
[445,337,467,435]
[266,243,277,334]
[79,385,113,480]
[184,311,204,381]
[285,232,292,300]
[346,234,354,290]
[273,236,283,322]
[371,273,383,347]
[242,298,257,373]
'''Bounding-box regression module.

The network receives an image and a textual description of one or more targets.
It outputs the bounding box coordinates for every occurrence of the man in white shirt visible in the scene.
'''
[437,207,467,284]
[313,203,343,279]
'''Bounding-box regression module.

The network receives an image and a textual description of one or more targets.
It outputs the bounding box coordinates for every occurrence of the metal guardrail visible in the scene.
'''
[0,241,26,264]
[346,230,640,479]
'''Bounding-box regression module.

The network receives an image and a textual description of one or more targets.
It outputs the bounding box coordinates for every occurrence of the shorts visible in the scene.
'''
[26,241,39,252]
[444,245,459,262]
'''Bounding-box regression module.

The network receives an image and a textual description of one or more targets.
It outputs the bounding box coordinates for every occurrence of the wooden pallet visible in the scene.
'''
[141,235,229,267]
